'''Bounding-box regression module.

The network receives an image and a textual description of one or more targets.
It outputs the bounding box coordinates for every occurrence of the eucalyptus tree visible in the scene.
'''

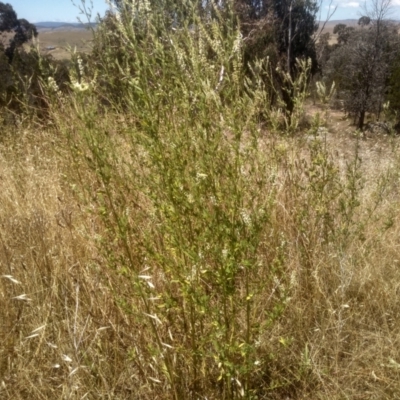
[233,0,320,116]
[324,0,399,129]
[333,23,355,45]
[0,2,37,61]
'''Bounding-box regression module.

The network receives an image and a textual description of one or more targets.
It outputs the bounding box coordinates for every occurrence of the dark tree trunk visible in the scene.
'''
[358,109,366,130]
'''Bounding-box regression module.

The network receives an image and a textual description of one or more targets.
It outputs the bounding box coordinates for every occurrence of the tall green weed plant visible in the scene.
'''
[53,0,369,398]
[64,1,288,398]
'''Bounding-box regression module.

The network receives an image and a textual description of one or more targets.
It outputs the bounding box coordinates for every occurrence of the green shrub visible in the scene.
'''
[58,1,296,397]
[0,46,71,121]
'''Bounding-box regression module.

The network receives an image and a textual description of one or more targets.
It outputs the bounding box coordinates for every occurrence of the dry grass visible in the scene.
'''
[1,8,400,397]
[1,105,400,398]
[0,127,131,398]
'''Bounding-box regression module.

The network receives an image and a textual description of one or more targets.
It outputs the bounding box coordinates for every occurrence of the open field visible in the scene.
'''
[29,28,93,60]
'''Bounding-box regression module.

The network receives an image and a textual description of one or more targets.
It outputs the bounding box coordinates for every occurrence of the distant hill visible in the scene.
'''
[34,22,97,32]
[317,18,400,35]
[34,18,397,33]
[319,18,400,26]
[318,19,358,27]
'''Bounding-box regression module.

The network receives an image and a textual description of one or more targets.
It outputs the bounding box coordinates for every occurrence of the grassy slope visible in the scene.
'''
[1,102,400,398]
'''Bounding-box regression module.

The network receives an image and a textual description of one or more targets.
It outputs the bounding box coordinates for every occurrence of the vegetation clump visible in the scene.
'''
[1,0,400,399]
[318,0,400,128]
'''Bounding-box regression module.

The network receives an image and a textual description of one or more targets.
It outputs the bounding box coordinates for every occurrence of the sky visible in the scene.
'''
[5,0,400,23]
[6,0,110,23]
[321,0,400,20]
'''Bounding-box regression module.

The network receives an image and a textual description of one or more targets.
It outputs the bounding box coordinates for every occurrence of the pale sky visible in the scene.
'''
[322,0,400,20]
[5,0,400,24]
[6,0,110,23]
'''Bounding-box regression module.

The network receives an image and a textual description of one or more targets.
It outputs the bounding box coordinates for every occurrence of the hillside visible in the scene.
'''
[34,21,97,31]
[1,8,400,400]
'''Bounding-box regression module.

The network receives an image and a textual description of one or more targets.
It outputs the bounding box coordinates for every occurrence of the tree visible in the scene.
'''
[358,16,371,27]
[0,3,68,118]
[273,0,319,77]
[387,52,400,126]
[315,32,331,71]
[233,0,277,89]
[0,2,38,61]
[233,0,320,116]
[333,23,355,45]
[324,0,398,129]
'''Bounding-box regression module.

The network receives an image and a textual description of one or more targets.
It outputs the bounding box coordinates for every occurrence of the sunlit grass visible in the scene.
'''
[1,1,400,399]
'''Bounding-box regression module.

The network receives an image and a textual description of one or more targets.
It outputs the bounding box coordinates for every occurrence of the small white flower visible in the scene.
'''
[71,81,89,92]
[139,0,151,14]
[77,56,85,78]
[232,31,243,54]
[196,172,207,180]
[47,77,59,93]
[187,193,194,204]
[240,209,251,226]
